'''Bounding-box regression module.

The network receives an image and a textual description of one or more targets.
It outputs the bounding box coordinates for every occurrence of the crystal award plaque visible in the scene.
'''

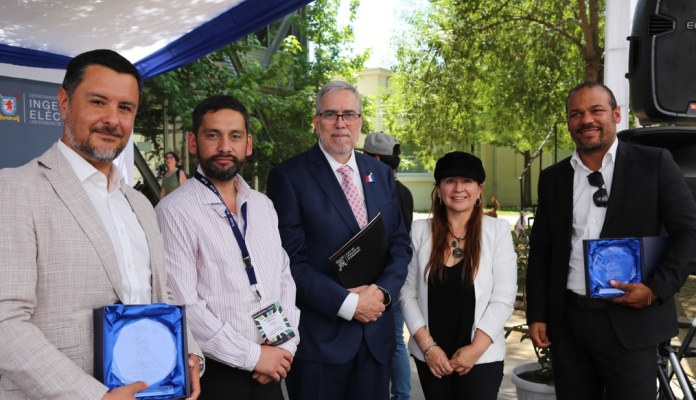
[583,236,669,298]
[94,303,190,399]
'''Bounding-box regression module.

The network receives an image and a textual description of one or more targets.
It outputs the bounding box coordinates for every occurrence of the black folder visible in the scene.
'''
[329,212,388,288]
[641,236,669,280]
[583,236,669,298]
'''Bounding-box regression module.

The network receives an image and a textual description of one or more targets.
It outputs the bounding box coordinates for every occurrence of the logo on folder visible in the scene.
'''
[336,256,348,272]
[335,246,362,272]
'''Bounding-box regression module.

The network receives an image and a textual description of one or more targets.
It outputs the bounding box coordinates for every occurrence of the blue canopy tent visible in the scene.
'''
[0,0,314,80]
[0,0,313,188]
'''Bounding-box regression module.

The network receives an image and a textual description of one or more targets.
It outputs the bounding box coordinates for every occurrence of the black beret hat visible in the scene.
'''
[434,151,486,184]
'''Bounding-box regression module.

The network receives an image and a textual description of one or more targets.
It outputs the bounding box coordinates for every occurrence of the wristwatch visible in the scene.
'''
[377,286,391,308]
[197,355,206,377]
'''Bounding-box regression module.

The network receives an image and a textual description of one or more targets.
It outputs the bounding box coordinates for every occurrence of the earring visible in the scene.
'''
[475,198,481,207]
[439,197,442,206]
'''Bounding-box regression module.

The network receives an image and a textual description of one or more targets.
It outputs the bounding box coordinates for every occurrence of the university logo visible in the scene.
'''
[0,93,21,122]
[1,95,17,115]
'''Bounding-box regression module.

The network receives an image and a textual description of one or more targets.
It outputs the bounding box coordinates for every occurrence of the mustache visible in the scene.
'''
[578,124,602,132]
[91,125,123,137]
[211,154,239,163]
[329,130,352,136]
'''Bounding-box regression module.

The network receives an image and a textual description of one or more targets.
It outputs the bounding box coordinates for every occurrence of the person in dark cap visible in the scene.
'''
[363,132,414,233]
[362,132,414,400]
[399,151,517,400]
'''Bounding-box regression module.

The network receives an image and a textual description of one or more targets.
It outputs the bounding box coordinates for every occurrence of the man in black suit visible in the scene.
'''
[526,81,696,399]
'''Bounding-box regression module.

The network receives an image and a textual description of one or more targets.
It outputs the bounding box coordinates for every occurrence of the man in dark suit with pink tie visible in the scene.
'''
[267,81,412,400]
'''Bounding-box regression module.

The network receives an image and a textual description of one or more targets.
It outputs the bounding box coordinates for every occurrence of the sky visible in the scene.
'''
[339,0,405,69]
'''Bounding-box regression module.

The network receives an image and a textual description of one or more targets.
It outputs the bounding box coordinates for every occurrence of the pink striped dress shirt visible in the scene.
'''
[155,171,300,371]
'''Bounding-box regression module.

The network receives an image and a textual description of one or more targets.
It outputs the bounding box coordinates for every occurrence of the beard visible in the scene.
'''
[319,129,355,156]
[574,124,610,153]
[65,106,125,163]
[200,153,245,181]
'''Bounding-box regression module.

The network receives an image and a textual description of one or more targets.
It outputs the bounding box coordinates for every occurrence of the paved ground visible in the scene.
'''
[312,281,696,400]
[284,212,696,399]
[673,275,696,380]
[282,213,537,399]
[282,311,532,400]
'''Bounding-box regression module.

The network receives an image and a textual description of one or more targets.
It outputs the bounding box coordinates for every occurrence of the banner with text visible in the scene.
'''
[0,76,62,169]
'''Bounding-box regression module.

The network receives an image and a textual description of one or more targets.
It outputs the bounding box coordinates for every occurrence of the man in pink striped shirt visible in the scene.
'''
[156,95,300,400]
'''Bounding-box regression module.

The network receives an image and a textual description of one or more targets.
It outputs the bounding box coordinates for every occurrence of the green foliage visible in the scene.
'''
[382,0,604,171]
[504,219,554,385]
[513,222,532,307]
[136,0,370,191]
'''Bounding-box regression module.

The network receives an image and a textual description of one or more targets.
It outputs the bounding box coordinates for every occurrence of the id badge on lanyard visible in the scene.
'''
[194,172,261,301]
[194,172,296,346]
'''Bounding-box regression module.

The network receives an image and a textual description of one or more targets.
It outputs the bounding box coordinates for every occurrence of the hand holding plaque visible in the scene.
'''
[583,236,669,298]
[94,303,190,399]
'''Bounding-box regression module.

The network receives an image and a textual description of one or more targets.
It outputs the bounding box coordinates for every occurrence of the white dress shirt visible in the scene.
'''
[567,138,618,295]
[155,169,300,371]
[317,141,363,321]
[58,141,151,304]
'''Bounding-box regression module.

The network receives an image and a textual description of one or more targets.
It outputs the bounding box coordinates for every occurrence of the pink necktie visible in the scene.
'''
[338,165,368,228]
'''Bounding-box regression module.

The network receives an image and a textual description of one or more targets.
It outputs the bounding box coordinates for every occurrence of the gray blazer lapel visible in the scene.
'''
[39,144,125,302]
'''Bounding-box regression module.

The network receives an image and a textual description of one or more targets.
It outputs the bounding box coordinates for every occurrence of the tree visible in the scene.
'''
[136,0,370,192]
[383,0,605,207]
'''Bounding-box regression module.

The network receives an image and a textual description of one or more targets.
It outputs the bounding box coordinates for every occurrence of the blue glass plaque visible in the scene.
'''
[94,303,190,399]
[583,236,669,298]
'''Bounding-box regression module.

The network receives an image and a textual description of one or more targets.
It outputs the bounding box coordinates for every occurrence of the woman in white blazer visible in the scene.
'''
[399,151,517,399]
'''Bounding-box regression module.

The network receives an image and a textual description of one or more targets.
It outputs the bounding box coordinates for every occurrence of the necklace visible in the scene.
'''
[450,232,465,259]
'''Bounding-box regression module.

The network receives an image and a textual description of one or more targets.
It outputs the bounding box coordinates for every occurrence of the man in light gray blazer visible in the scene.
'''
[0,49,202,400]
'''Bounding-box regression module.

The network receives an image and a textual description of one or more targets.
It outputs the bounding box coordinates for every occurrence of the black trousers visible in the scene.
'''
[199,359,284,400]
[551,294,656,400]
[414,358,503,400]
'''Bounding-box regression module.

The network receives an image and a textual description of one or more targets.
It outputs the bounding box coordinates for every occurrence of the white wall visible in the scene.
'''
[604,0,639,132]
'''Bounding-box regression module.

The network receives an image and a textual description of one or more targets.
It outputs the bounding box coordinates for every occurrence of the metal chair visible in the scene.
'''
[657,317,696,400]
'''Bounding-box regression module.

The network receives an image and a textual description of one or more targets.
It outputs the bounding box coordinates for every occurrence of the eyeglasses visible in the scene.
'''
[317,111,362,125]
[587,171,609,207]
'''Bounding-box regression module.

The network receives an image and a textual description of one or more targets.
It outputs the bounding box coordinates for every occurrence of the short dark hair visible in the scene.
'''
[62,49,142,101]
[364,144,402,170]
[165,151,180,163]
[191,95,250,135]
[566,81,617,114]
